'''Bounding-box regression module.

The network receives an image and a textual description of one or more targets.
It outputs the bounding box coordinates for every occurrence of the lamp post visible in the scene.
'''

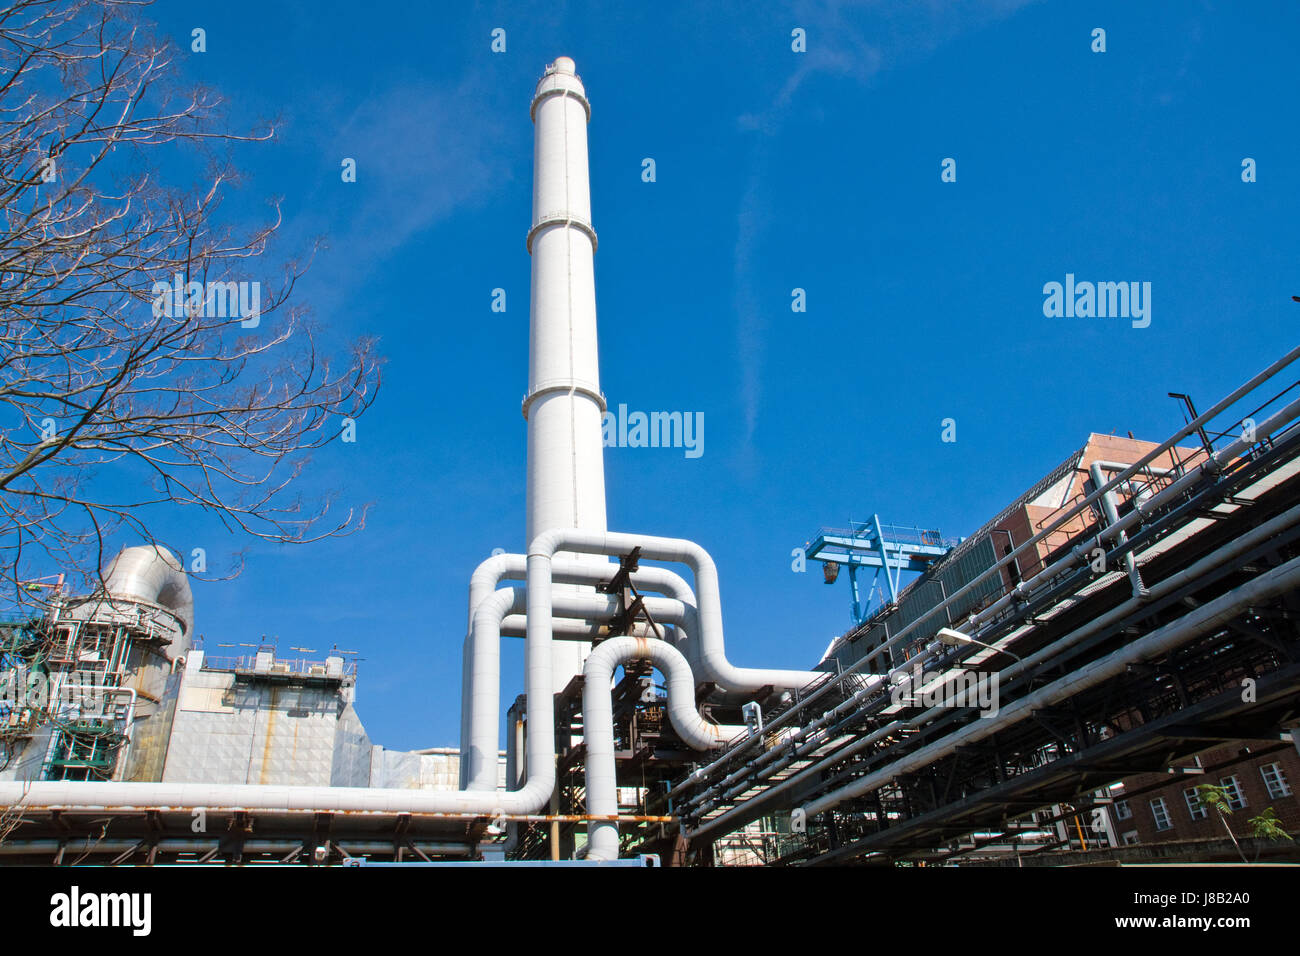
[936,627,1024,665]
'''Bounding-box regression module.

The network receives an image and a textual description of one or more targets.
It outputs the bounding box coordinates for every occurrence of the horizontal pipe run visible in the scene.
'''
[686,493,1300,827]
[527,529,828,693]
[743,382,1300,753]
[796,550,1300,821]
[0,559,563,817]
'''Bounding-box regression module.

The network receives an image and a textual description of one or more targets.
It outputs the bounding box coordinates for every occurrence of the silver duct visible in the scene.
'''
[100,545,195,639]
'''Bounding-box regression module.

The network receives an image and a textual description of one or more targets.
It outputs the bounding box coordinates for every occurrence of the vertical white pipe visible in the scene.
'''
[525,57,610,693]
[461,553,698,791]
[582,636,742,860]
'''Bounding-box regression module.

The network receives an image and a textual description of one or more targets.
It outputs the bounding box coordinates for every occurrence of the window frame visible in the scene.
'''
[1260,763,1292,800]
[1150,797,1172,831]
[1220,775,1247,811]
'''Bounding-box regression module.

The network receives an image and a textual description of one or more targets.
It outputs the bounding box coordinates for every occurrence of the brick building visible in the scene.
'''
[1109,741,1300,850]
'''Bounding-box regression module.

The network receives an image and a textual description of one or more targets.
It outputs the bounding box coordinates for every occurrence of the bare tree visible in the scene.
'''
[0,0,381,607]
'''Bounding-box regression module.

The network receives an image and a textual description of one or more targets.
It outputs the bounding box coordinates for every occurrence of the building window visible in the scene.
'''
[1184,787,1208,820]
[1122,830,1140,845]
[1150,797,1172,831]
[1261,763,1292,800]
[1114,799,1132,821]
[1220,776,1247,811]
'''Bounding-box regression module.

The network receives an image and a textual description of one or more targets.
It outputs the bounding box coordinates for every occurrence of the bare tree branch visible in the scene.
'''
[0,0,383,609]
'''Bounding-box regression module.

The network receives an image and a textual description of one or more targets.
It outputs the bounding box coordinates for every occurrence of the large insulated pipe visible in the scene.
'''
[466,588,524,791]
[528,529,828,693]
[465,584,665,791]
[466,583,730,791]
[458,552,692,782]
[99,545,194,638]
[460,552,697,788]
[524,56,610,694]
[0,567,561,816]
[583,636,742,861]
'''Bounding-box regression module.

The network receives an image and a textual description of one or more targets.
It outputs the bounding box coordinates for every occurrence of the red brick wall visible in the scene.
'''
[1112,745,1300,845]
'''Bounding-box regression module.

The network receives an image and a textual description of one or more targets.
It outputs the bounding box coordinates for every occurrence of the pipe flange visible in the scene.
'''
[530,86,591,122]
[521,382,608,419]
[527,214,598,254]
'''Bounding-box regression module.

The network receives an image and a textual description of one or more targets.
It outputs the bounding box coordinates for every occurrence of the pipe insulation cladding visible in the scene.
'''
[100,545,194,638]
[582,637,742,862]
[526,528,830,693]
[460,552,699,791]
[524,56,610,693]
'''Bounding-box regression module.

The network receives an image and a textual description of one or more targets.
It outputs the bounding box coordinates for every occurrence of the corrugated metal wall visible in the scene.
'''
[825,534,1003,673]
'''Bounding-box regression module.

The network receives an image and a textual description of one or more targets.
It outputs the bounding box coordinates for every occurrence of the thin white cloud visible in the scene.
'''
[733,0,1042,448]
[291,68,516,306]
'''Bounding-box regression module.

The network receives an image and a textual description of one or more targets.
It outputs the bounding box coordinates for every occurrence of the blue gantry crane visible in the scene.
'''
[803,515,959,623]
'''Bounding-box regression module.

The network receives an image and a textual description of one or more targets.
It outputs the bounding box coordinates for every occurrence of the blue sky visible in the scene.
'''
[125,0,1300,750]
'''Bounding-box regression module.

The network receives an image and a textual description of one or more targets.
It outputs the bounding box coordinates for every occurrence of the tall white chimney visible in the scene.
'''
[524,57,610,692]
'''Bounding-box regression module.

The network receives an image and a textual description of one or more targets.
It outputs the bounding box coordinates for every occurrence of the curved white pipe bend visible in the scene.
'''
[462,556,698,790]
[466,586,724,791]
[459,552,699,784]
[470,587,691,790]
[582,636,743,862]
[527,529,827,693]
[1,535,810,818]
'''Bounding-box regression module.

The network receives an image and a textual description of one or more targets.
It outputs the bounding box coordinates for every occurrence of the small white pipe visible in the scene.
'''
[583,636,741,861]
[1089,462,1145,596]
[1093,459,1174,510]
[501,615,673,643]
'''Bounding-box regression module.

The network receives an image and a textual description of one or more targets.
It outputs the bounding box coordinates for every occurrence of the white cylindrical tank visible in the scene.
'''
[524,57,611,692]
